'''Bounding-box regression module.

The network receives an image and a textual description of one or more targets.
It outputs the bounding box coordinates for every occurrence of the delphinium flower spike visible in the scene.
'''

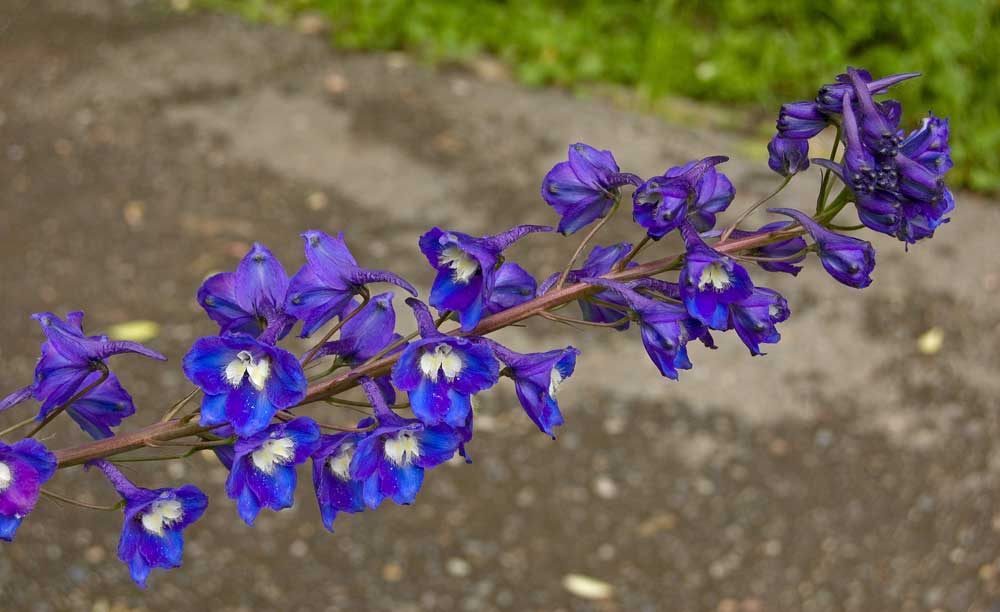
[90,460,207,588]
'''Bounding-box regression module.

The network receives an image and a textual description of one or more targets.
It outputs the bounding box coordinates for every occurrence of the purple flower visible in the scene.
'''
[64,373,136,440]
[197,243,296,342]
[183,334,307,437]
[286,231,416,338]
[847,68,905,157]
[91,460,207,588]
[632,156,729,239]
[349,377,464,508]
[309,292,401,403]
[724,222,808,276]
[486,341,579,438]
[729,287,790,356]
[0,439,56,542]
[767,135,810,177]
[225,417,320,526]
[391,300,498,427]
[0,312,165,428]
[776,101,829,139]
[585,278,708,380]
[311,429,368,532]
[770,208,876,288]
[666,159,735,232]
[814,70,919,114]
[484,262,537,316]
[538,242,634,330]
[541,143,637,235]
[419,224,551,331]
[901,113,952,175]
[678,224,754,330]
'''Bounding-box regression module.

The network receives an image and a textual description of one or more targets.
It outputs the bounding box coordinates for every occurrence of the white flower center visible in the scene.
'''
[0,462,12,493]
[697,262,732,291]
[224,350,270,390]
[140,499,183,537]
[768,304,781,319]
[439,245,480,284]
[548,368,565,398]
[419,344,463,382]
[328,443,354,481]
[251,437,296,475]
[384,431,421,467]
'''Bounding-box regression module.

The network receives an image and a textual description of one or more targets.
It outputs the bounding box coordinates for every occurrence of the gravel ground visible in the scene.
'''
[1,2,999,611]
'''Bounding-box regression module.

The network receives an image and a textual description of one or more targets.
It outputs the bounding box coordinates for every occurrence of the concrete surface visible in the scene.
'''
[1,2,999,611]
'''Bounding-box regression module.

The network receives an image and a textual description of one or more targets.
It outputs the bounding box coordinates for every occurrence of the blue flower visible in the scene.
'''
[0,312,165,432]
[814,70,919,114]
[632,156,729,239]
[286,231,416,338]
[484,262,537,316]
[901,113,952,175]
[585,278,709,380]
[311,430,368,532]
[541,143,638,235]
[767,135,810,177]
[309,292,401,403]
[729,287,790,356]
[537,242,634,329]
[197,243,296,342]
[724,222,808,276]
[846,68,906,157]
[349,377,464,508]
[678,224,754,330]
[183,334,307,437]
[776,101,829,139]
[391,299,499,427]
[91,460,207,589]
[225,417,320,526]
[419,225,551,331]
[770,208,876,288]
[665,158,735,232]
[486,341,579,438]
[0,439,57,542]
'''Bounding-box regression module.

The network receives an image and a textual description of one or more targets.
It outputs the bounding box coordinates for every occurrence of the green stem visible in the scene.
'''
[40,489,124,512]
[720,176,792,242]
[816,125,843,213]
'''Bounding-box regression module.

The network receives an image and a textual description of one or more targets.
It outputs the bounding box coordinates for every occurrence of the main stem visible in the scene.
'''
[52,224,806,469]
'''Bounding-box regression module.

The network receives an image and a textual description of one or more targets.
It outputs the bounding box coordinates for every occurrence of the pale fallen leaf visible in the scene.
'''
[105,320,160,343]
[562,573,614,600]
[917,326,944,355]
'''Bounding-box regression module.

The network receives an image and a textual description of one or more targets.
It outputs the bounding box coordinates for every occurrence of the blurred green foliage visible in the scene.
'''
[196,0,1000,192]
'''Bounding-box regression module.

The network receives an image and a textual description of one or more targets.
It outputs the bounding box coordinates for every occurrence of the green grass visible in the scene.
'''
[194,0,1000,192]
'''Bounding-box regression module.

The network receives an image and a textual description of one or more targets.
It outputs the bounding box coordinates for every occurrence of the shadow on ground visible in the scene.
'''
[1,2,999,611]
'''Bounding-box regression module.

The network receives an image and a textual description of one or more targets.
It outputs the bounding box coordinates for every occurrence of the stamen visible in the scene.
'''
[251,437,296,475]
[140,498,184,537]
[224,350,270,390]
[419,344,464,382]
[329,443,354,481]
[0,462,12,493]
[548,368,565,398]
[384,431,421,467]
[439,245,480,283]
[698,262,732,291]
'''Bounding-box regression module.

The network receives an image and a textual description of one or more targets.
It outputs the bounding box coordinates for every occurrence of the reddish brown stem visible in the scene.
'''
[51,225,802,469]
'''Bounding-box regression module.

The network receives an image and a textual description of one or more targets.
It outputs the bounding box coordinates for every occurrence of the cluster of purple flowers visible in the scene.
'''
[776,68,954,243]
[0,66,955,589]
